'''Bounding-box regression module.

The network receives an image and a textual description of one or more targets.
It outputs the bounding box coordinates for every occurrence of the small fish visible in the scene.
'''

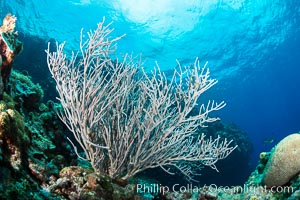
[263,138,274,144]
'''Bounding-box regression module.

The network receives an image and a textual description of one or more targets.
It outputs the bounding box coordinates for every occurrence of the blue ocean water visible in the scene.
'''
[1,0,299,184]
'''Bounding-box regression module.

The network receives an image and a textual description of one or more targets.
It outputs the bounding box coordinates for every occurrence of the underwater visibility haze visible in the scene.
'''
[0,0,300,199]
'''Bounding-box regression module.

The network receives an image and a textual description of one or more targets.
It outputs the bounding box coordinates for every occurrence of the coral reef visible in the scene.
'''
[0,70,259,200]
[0,12,299,200]
[0,92,29,171]
[9,70,44,111]
[0,14,23,96]
[262,133,300,187]
[44,166,138,200]
[244,134,300,200]
[0,55,299,200]
[0,70,76,199]
[139,133,300,200]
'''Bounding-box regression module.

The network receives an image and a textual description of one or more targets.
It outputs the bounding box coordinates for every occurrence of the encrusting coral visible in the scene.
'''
[0,93,29,171]
[10,70,44,110]
[0,72,77,198]
[262,133,300,187]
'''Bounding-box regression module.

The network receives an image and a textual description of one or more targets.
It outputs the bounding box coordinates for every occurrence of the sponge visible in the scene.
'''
[262,133,300,187]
